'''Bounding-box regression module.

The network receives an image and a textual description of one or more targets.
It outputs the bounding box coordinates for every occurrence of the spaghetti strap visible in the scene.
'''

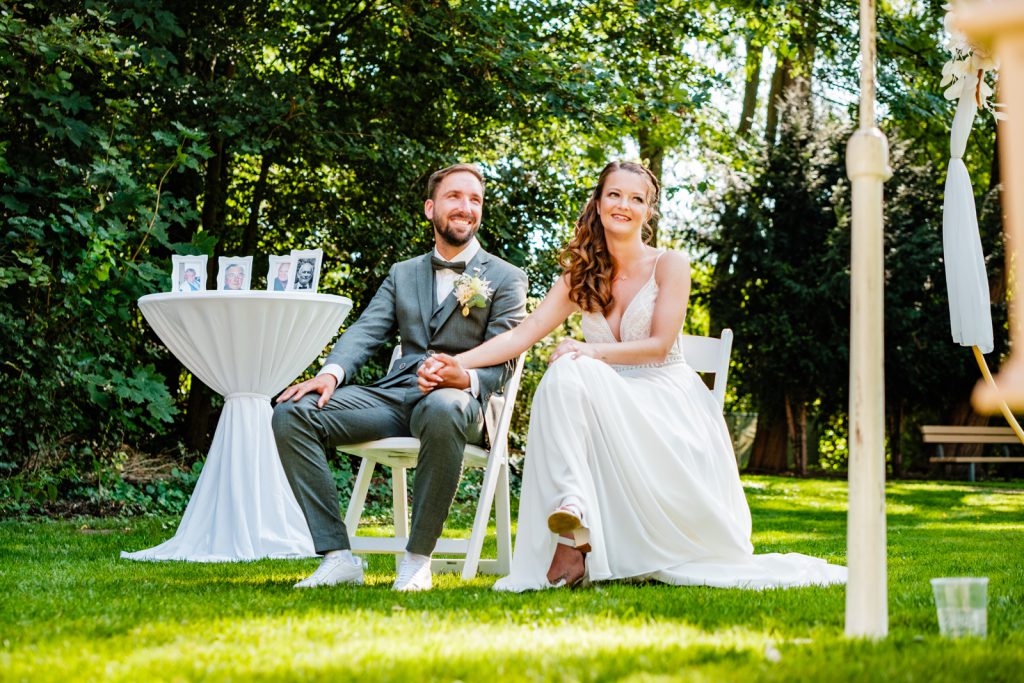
[646,249,668,283]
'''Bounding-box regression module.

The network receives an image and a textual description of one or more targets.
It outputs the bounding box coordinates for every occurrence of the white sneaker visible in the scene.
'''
[393,556,432,592]
[294,555,365,588]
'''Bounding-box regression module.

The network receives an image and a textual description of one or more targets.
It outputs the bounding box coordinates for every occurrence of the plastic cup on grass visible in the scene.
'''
[930,577,988,638]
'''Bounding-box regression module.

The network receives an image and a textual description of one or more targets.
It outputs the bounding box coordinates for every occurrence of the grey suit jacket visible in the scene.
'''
[324,248,528,406]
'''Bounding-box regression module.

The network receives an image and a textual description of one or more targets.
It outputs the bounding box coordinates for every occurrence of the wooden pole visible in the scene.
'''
[845,0,890,639]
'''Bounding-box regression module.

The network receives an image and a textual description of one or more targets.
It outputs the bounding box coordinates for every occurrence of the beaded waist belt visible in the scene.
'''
[610,352,686,373]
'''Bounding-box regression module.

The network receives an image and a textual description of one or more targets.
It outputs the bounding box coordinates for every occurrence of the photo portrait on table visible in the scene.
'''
[267,255,292,292]
[217,255,254,291]
[287,248,323,292]
[170,254,209,294]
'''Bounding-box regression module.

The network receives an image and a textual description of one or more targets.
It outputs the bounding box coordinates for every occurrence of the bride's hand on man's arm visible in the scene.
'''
[549,338,598,364]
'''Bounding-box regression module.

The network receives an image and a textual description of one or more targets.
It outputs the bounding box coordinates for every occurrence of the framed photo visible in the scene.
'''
[287,248,323,292]
[171,255,208,293]
[266,255,292,292]
[216,256,254,291]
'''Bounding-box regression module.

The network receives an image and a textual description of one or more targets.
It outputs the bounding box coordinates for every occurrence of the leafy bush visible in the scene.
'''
[0,6,212,502]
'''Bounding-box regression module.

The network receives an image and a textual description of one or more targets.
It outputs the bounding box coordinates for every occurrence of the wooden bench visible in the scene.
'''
[922,425,1024,481]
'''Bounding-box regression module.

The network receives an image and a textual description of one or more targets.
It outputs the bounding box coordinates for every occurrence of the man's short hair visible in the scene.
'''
[426,163,485,200]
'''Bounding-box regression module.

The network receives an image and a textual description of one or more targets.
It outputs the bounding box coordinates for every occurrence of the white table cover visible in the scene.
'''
[122,291,352,562]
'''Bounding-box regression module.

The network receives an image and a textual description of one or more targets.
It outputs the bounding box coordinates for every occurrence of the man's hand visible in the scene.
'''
[276,374,338,409]
[417,353,469,394]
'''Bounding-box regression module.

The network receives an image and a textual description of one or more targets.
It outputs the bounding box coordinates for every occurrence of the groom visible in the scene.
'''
[272,163,528,591]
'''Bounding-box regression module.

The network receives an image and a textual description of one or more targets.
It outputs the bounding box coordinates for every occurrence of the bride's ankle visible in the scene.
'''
[548,504,591,553]
[546,541,587,587]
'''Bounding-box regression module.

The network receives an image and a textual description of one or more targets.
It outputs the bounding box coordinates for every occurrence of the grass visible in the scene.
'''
[1,476,1022,682]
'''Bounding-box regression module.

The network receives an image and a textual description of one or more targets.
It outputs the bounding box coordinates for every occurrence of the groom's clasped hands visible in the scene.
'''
[416,353,465,394]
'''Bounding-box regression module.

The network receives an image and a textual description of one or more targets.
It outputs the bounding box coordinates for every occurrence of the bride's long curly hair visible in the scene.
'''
[559,161,660,313]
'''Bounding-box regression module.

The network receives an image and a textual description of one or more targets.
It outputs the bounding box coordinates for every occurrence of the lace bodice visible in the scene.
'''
[579,251,685,370]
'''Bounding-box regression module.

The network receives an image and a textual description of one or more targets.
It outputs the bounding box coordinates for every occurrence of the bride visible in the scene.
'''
[418,160,847,591]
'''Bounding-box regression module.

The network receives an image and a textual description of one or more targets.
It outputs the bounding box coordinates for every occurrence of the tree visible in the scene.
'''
[699,95,850,474]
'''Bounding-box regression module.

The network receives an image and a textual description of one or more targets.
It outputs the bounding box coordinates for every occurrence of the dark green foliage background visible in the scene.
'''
[1,0,1013,513]
[0,0,616,511]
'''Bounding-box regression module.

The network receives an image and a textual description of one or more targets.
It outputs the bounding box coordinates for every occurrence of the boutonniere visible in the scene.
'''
[453,267,493,317]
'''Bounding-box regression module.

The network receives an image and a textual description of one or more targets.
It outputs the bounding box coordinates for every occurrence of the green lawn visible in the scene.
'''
[1,477,1022,682]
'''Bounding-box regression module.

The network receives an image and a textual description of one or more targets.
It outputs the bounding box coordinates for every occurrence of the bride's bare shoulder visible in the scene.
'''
[654,249,690,277]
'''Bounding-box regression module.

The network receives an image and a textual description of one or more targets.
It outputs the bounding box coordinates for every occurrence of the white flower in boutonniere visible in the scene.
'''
[453,268,493,317]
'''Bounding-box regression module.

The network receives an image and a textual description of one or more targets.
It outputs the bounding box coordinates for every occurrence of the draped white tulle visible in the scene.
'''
[494,263,847,591]
[122,292,351,562]
[943,71,994,353]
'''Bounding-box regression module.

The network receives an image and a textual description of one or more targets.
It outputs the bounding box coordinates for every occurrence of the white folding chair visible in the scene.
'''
[679,328,734,410]
[338,349,526,579]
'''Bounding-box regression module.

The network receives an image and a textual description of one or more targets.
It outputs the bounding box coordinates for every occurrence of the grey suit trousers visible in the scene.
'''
[272,382,484,555]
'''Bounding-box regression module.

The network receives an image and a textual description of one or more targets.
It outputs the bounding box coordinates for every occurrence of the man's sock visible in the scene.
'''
[324,549,355,564]
[402,551,430,569]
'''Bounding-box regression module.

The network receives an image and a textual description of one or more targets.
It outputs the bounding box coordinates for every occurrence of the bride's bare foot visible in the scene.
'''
[546,539,586,587]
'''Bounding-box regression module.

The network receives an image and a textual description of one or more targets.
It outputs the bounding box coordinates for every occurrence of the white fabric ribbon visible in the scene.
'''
[943,72,994,354]
[225,392,271,401]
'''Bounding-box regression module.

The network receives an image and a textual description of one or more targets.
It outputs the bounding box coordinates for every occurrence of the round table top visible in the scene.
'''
[139,291,350,305]
[138,290,353,397]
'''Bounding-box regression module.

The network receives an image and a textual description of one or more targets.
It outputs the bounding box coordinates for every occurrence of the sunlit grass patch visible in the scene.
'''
[1,476,1021,682]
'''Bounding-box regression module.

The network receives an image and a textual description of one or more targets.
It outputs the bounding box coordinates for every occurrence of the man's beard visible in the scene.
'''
[433,213,478,247]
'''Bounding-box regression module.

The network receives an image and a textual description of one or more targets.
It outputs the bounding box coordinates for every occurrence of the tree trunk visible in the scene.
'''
[201,136,227,254]
[637,127,664,246]
[764,56,792,146]
[793,0,820,109]
[988,128,1005,307]
[241,154,272,255]
[784,396,808,477]
[748,402,789,472]
[797,402,807,476]
[990,120,1000,190]
[887,405,904,478]
[738,37,762,136]
[184,133,231,453]
[765,2,820,145]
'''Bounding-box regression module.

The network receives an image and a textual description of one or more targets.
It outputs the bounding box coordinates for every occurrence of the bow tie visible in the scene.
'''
[431,256,466,274]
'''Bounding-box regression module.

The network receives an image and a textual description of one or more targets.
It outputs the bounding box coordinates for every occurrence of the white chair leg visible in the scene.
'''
[345,458,375,533]
[461,456,503,580]
[494,461,512,575]
[393,466,409,571]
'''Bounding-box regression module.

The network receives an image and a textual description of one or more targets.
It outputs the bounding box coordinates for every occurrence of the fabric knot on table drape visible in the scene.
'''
[225,392,271,401]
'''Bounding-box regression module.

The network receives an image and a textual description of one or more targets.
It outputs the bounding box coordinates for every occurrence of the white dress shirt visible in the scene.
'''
[319,238,481,396]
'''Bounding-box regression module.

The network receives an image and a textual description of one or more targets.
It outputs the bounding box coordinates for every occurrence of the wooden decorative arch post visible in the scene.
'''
[846,0,892,639]
[962,3,1024,414]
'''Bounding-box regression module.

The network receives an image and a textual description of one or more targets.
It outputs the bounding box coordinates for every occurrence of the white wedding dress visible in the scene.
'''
[493,254,847,591]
